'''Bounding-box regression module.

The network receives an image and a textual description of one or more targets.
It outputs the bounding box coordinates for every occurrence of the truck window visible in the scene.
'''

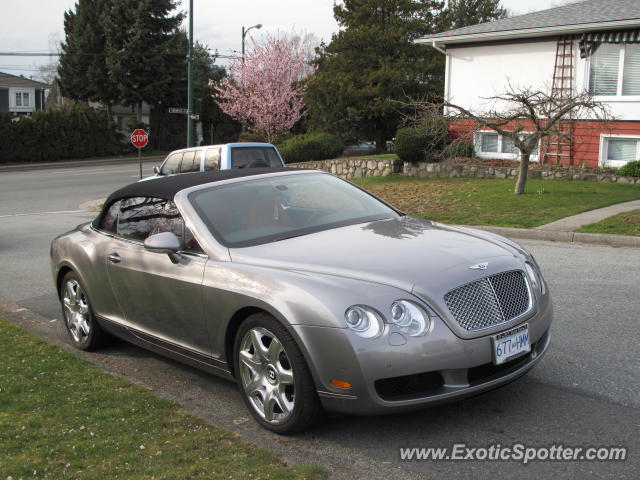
[204,148,221,171]
[231,147,282,169]
[180,151,199,173]
[160,152,182,175]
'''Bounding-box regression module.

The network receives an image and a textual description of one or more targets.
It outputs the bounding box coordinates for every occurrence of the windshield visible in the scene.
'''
[189,173,398,247]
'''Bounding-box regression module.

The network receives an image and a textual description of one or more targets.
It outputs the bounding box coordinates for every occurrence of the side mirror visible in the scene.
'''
[144,232,181,264]
[153,165,161,175]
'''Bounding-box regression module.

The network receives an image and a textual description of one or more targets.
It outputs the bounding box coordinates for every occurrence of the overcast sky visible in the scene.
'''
[2,0,566,81]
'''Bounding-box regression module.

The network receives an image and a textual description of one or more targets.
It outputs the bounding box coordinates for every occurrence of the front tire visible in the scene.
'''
[233,313,324,434]
[60,271,112,351]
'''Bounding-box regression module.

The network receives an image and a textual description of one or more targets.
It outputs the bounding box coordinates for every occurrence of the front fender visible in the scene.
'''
[201,260,417,360]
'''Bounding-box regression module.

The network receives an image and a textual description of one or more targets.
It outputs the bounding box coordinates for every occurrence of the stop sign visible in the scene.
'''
[130,128,149,148]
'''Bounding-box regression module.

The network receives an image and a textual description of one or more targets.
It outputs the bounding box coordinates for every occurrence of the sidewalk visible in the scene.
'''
[469,200,640,248]
[0,154,166,173]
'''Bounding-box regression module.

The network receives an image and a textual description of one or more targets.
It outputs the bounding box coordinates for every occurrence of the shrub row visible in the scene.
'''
[394,119,475,164]
[618,160,640,177]
[277,132,344,164]
[0,106,124,164]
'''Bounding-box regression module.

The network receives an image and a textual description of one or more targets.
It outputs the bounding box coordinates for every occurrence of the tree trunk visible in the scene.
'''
[136,102,142,123]
[105,103,113,123]
[514,151,530,195]
[375,131,386,150]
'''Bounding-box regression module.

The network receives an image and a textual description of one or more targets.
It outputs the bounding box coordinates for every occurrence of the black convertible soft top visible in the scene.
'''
[92,167,308,229]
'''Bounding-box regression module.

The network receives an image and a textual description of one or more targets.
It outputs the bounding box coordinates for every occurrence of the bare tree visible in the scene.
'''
[407,86,610,194]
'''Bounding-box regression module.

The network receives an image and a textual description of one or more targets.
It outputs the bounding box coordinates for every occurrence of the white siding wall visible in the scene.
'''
[446,40,640,121]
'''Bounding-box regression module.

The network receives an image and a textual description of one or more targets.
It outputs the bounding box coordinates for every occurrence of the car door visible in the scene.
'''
[104,196,210,354]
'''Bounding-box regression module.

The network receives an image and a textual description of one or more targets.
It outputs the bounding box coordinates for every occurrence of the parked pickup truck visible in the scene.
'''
[144,142,285,181]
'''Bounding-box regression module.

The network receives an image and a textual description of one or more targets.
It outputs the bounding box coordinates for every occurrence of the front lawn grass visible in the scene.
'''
[0,318,325,480]
[575,209,640,236]
[352,176,640,228]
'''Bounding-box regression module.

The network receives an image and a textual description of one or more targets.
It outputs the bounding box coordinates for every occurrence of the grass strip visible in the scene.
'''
[575,209,640,236]
[353,176,640,228]
[0,318,325,479]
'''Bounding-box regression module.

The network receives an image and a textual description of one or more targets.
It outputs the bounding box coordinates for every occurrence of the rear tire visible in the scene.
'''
[233,312,325,434]
[59,271,112,351]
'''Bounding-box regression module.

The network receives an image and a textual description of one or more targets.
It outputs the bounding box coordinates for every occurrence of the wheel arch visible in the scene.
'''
[223,304,321,390]
[55,263,75,297]
[224,306,271,378]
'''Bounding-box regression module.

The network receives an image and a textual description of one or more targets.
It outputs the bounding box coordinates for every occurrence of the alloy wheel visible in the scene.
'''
[238,327,295,425]
[62,279,91,344]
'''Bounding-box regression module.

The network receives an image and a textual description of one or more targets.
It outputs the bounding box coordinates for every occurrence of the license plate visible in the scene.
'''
[492,324,531,365]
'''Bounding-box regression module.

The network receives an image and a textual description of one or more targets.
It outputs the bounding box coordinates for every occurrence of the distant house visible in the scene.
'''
[419,0,640,168]
[0,72,50,119]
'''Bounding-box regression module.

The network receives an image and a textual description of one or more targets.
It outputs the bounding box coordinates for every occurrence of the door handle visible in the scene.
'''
[107,253,121,264]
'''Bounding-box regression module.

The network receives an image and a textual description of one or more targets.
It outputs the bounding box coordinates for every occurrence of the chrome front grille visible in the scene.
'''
[444,270,531,331]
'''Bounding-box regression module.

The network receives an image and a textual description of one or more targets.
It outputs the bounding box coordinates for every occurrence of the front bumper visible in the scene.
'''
[290,298,552,416]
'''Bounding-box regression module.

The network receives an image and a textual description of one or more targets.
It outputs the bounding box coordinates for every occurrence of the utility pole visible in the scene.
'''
[186,0,194,147]
[240,23,262,132]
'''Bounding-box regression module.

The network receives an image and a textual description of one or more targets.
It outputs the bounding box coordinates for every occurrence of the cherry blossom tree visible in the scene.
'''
[214,33,315,142]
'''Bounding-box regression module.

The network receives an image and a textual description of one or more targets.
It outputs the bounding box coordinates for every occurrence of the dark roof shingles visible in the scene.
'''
[428,0,640,39]
[0,72,50,88]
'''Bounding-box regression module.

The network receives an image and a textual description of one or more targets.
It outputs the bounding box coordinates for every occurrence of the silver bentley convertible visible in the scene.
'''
[51,168,552,434]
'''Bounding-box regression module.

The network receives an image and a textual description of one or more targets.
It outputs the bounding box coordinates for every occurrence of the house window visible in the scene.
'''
[501,136,519,154]
[15,91,30,107]
[478,132,539,156]
[601,135,640,167]
[480,133,499,152]
[589,44,640,96]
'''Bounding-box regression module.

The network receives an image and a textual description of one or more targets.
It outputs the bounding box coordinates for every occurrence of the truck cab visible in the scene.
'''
[145,142,285,181]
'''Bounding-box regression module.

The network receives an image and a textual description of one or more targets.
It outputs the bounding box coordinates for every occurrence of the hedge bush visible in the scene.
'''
[443,138,475,159]
[618,160,640,177]
[237,131,266,143]
[0,106,123,164]
[395,127,429,163]
[395,119,449,164]
[277,132,344,164]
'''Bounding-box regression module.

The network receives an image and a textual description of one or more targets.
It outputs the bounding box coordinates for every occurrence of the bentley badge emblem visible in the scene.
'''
[469,262,489,270]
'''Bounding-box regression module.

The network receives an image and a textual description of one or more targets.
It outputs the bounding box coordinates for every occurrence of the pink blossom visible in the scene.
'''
[214,34,315,142]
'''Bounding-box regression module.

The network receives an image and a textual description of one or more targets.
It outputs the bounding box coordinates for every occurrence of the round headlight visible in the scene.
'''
[344,306,383,339]
[390,300,431,337]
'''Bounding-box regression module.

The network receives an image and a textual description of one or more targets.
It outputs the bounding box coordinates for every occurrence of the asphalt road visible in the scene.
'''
[0,161,638,479]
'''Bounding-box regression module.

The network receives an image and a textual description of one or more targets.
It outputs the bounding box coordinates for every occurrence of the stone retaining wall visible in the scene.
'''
[291,158,639,184]
[291,158,402,179]
[402,162,640,184]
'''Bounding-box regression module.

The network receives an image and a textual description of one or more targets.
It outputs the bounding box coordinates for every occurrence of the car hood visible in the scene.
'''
[229,216,524,296]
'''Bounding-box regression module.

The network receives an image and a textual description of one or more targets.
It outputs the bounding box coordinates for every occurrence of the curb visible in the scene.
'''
[0,155,165,173]
[470,225,640,249]
[79,198,106,213]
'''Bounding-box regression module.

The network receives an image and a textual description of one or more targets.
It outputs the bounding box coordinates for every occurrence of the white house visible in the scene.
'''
[0,72,50,119]
[418,0,640,168]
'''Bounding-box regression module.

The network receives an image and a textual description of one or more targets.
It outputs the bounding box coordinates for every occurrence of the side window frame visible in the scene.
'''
[101,196,205,254]
[97,200,121,234]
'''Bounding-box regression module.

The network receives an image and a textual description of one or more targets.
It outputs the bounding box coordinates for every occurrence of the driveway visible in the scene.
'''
[1,161,638,479]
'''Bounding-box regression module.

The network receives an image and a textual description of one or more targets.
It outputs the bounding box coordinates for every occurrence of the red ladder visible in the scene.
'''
[543,36,574,165]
